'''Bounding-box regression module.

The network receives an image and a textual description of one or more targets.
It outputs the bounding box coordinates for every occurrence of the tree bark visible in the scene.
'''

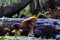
[0,0,33,17]
[35,0,41,14]
[30,0,35,15]
[30,0,41,15]
[47,0,56,9]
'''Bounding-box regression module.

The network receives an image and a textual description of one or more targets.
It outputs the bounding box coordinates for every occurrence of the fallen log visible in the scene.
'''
[0,0,33,17]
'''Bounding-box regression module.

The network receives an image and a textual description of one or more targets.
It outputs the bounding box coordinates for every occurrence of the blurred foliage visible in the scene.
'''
[0,24,2,27]
[12,5,32,18]
[20,5,32,18]
[58,18,60,20]
[38,14,47,18]
[0,0,60,18]
[0,0,18,6]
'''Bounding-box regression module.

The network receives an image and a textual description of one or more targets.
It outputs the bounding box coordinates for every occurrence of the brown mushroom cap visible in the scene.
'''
[3,28,10,33]
[21,16,38,26]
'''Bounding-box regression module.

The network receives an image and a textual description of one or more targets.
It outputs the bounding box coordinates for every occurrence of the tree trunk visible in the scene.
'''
[35,0,41,14]
[0,0,33,17]
[47,0,56,9]
[30,0,35,15]
[30,0,41,15]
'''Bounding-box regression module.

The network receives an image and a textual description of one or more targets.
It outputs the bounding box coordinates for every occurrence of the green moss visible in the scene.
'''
[38,14,47,18]
[0,36,55,40]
